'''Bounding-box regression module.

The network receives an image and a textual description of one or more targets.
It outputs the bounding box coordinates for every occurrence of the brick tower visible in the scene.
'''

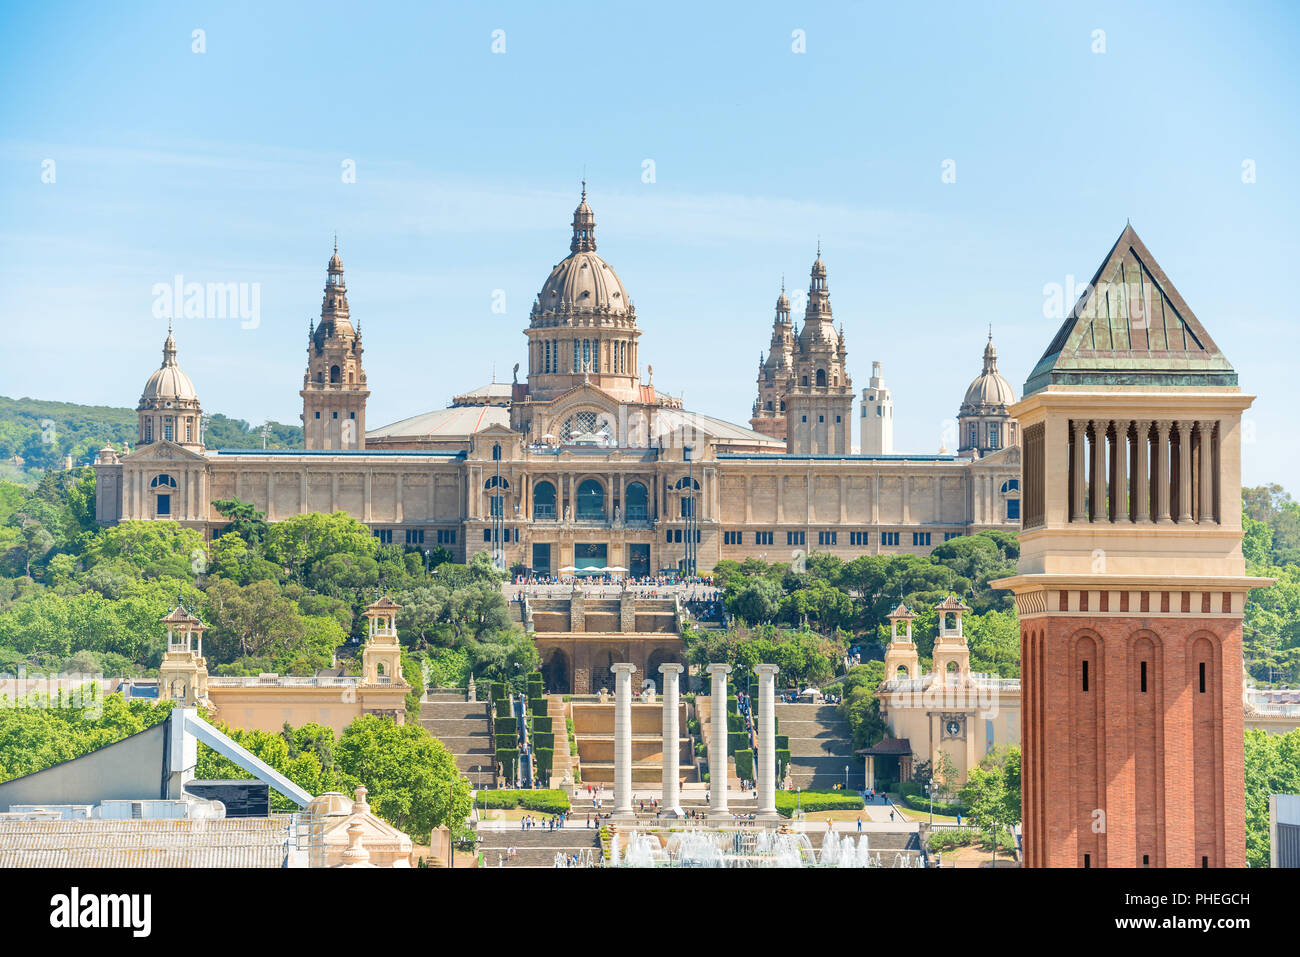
[993,225,1269,868]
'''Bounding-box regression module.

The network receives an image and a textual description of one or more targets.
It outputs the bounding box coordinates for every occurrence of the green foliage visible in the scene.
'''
[734,748,753,781]
[1244,727,1300,867]
[774,789,864,817]
[957,746,1021,861]
[495,716,518,737]
[474,789,570,814]
[0,691,175,783]
[202,413,302,451]
[0,396,136,471]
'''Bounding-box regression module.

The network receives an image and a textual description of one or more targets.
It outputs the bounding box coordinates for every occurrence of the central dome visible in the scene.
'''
[141,326,198,404]
[530,185,634,325]
[960,332,1016,412]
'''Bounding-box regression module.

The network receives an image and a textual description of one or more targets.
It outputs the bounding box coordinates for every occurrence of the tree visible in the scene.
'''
[959,747,1021,865]
[467,629,539,691]
[210,498,269,546]
[335,715,472,840]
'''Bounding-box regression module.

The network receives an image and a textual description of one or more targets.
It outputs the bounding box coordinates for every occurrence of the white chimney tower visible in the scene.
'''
[860,360,893,454]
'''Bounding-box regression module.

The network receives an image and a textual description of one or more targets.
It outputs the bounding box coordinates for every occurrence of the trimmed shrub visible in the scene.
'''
[901,791,968,816]
[734,749,754,782]
[495,748,518,781]
[495,716,518,738]
[533,731,555,752]
[476,789,570,814]
[727,713,745,733]
[727,731,749,755]
[490,681,506,702]
[775,748,791,780]
[775,789,863,818]
[531,697,549,717]
[775,734,790,751]
[532,715,553,735]
[534,747,554,781]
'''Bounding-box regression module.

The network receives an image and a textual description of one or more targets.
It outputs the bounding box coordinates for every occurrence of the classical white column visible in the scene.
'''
[1177,421,1194,523]
[1133,420,1151,522]
[1155,420,1173,524]
[1070,420,1087,522]
[611,662,637,821]
[1197,420,1217,525]
[755,663,780,821]
[707,663,732,820]
[659,662,685,818]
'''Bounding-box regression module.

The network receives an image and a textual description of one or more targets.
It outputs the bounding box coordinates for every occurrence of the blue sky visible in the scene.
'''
[1,1,1296,488]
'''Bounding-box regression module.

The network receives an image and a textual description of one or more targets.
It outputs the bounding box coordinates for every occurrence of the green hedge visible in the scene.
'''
[534,747,554,781]
[532,715,553,735]
[775,734,789,751]
[775,790,864,818]
[491,681,506,702]
[727,713,745,733]
[495,716,518,738]
[727,731,749,755]
[533,731,555,751]
[900,792,969,816]
[776,749,790,781]
[531,698,549,717]
[476,789,570,814]
[734,749,754,782]
[495,748,518,780]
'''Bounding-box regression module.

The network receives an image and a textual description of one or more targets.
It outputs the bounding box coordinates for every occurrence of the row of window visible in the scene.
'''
[312,411,357,420]
[665,529,702,543]
[1079,660,1210,694]
[484,528,522,542]
[798,414,843,424]
[701,529,949,547]
[142,419,193,443]
[372,528,457,545]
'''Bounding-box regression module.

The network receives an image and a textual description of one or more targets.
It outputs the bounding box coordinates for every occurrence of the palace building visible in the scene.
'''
[94,186,1021,579]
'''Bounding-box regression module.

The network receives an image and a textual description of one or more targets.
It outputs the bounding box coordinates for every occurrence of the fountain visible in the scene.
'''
[605,825,912,868]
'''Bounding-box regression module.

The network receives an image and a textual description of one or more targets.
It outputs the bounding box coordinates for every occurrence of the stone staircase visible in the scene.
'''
[548,694,574,788]
[774,702,864,791]
[475,825,602,868]
[420,690,494,788]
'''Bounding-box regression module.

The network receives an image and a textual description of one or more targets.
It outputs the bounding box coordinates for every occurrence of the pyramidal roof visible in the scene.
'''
[1023,225,1237,396]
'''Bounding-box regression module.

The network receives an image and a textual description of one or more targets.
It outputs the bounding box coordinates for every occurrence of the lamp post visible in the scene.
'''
[927,780,935,827]
[683,444,695,578]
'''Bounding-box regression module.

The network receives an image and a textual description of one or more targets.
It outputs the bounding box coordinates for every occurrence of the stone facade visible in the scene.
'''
[95,187,1022,575]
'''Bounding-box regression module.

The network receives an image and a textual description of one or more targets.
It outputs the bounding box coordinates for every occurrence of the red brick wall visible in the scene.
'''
[1020,611,1245,867]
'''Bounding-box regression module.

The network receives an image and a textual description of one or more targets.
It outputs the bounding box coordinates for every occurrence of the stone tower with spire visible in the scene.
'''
[750,281,796,441]
[785,247,853,454]
[301,241,369,450]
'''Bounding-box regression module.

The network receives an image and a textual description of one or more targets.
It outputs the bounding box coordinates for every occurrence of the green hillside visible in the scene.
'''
[0,396,303,475]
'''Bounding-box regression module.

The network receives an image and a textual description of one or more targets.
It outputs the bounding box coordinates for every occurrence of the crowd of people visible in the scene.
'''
[519,813,568,831]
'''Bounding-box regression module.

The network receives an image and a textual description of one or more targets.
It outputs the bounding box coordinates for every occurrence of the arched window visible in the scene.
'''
[151,474,177,489]
[1002,479,1021,521]
[330,365,341,383]
[765,400,773,412]
[625,481,648,521]
[484,475,510,490]
[816,368,828,387]
[151,473,176,518]
[533,480,556,519]
[576,479,605,521]
[1000,479,1020,493]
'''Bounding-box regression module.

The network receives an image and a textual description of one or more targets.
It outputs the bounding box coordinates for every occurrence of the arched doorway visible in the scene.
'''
[541,649,571,694]
[576,478,605,520]
[645,648,684,694]
[533,480,556,520]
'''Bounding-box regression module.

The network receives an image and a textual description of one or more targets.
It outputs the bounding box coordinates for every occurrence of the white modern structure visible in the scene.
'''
[860,360,894,454]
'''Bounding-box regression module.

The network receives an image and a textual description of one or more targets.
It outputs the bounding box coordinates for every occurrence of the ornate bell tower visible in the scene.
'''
[786,247,853,454]
[302,241,369,449]
[993,225,1269,868]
